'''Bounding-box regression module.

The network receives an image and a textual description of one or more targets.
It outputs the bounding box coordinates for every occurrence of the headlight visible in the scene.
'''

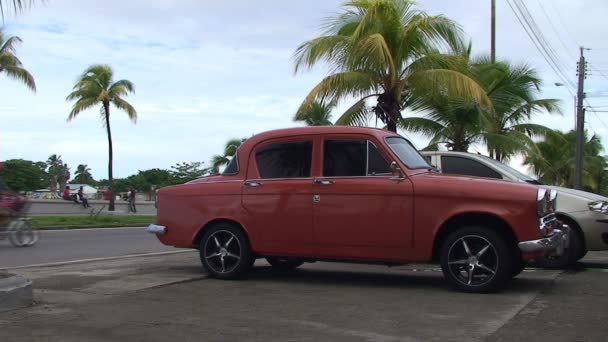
[537,188,558,217]
[588,201,608,214]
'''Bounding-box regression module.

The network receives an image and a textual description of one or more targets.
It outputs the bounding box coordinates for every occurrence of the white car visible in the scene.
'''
[422,151,608,267]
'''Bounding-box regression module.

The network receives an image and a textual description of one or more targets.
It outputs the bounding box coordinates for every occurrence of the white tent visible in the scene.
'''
[67,184,97,195]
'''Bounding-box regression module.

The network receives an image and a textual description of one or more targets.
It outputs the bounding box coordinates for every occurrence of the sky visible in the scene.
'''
[1,0,608,179]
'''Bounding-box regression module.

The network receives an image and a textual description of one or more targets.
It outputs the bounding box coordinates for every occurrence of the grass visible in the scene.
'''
[30,215,156,229]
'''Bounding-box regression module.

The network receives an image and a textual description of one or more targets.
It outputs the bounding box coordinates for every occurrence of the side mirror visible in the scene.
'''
[390,161,406,181]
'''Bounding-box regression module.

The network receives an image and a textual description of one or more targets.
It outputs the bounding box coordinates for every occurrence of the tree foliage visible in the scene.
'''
[401,53,560,160]
[524,130,607,193]
[73,164,94,184]
[294,0,490,132]
[211,139,246,174]
[0,159,47,191]
[170,162,209,183]
[294,98,335,126]
[0,28,36,91]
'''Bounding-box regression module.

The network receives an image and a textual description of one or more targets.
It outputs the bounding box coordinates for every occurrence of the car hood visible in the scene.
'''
[543,185,608,202]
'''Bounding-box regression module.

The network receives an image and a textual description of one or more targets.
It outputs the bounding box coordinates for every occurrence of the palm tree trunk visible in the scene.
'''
[377,94,401,133]
[104,102,115,211]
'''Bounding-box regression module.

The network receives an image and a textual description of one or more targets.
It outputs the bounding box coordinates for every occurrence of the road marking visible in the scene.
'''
[1,250,197,270]
[40,226,147,233]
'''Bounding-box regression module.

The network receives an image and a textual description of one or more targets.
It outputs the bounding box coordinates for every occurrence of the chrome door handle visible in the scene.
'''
[313,179,334,185]
[244,181,262,187]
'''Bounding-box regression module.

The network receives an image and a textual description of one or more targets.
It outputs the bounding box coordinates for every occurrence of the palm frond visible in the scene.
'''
[296,71,379,115]
[335,98,371,126]
[1,64,35,91]
[112,97,137,123]
[399,117,446,137]
[67,98,99,121]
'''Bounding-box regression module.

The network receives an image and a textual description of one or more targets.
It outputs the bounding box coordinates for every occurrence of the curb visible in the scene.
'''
[3,250,196,270]
[0,272,33,312]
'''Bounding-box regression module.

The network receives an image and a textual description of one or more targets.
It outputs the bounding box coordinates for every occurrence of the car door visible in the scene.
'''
[241,138,315,255]
[312,136,414,260]
[440,155,504,179]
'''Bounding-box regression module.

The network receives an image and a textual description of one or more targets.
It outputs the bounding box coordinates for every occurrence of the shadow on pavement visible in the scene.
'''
[220,265,553,292]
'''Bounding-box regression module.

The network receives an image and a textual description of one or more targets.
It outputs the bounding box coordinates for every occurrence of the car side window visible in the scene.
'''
[222,152,239,175]
[255,141,312,179]
[324,139,391,177]
[423,155,432,163]
[441,156,502,179]
[367,141,392,175]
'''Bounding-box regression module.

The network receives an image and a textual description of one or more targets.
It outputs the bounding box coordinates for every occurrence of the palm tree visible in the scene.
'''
[0,0,35,19]
[74,164,94,184]
[211,138,246,174]
[46,154,64,194]
[66,64,137,211]
[524,130,606,191]
[0,29,36,91]
[294,0,490,132]
[294,98,335,126]
[475,59,561,161]
[401,55,560,158]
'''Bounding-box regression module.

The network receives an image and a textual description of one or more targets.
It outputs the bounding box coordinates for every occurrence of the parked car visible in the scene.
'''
[148,127,567,292]
[422,150,608,268]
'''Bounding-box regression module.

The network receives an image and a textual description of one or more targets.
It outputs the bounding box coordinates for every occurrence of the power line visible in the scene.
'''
[545,0,580,47]
[535,0,576,62]
[506,0,576,96]
[514,0,575,88]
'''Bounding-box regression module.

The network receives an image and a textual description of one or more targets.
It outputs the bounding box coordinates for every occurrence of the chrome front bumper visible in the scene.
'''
[518,226,569,257]
[146,224,167,235]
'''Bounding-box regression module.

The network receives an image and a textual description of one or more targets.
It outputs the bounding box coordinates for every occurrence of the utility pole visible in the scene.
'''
[491,0,496,63]
[574,47,588,190]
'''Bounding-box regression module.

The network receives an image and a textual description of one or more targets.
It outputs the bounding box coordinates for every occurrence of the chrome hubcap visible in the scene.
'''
[447,235,498,287]
[204,231,241,274]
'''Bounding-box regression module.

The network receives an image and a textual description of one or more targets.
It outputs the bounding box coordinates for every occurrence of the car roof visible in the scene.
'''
[240,126,398,149]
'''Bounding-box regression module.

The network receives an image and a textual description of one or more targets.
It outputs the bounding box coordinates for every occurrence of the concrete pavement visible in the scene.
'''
[0,227,175,268]
[2,252,607,341]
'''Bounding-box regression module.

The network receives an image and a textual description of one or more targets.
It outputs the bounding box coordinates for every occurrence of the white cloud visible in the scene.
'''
[1,0,607,179]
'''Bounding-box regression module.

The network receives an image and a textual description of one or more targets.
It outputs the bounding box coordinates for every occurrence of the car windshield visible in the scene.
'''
[478,155,544,185]
[385,136,431,170]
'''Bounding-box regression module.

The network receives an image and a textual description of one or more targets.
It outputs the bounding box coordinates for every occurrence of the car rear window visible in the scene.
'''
[255,141,313,178]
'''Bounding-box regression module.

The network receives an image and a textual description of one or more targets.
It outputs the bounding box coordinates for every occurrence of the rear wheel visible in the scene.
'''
[440,226,514,293]
[199,223,253,279]
[265,257,304,271]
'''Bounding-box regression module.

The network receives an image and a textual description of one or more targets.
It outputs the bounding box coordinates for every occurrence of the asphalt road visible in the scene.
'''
[2,252,607,341]
[0,227,177,268]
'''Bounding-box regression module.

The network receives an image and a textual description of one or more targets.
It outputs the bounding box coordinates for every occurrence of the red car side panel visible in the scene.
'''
[156,180,253,248]
[407,172,541,261]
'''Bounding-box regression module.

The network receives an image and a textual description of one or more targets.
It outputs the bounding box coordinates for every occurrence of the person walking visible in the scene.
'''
[128,188,137,213]
[77,186,90,208]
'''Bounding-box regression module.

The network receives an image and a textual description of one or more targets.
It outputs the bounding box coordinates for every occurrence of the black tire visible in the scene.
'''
[440,226,515,293]
[511,259,526,277]
[265,257,304,271]
[199,223,253,280]
[536,225,584,269]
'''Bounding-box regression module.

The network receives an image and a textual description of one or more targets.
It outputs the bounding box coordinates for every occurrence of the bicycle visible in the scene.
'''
[0,193,39,247]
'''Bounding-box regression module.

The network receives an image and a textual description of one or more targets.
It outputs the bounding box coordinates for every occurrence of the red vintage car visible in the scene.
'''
[148,127,567,292]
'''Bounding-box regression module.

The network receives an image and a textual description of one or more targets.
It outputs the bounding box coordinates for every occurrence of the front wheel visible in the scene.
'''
[9,219,39,247]
[536,226,583,269]
[440,226,514,293]
[199,223,253,280]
